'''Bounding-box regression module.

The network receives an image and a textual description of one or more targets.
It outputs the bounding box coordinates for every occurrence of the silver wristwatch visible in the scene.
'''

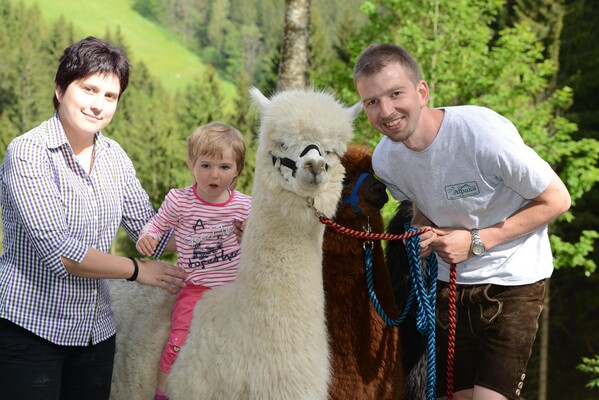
[470,229,486,256]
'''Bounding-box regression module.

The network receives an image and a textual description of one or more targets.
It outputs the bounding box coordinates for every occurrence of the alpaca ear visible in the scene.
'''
[348,101,363,121]
[249,87,271,112]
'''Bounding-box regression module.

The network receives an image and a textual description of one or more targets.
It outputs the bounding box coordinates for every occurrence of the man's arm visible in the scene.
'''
[480,170,571,250]
[431,170,571,263]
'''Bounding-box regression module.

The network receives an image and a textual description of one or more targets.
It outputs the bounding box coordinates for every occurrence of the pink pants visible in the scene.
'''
[159,284,210,373]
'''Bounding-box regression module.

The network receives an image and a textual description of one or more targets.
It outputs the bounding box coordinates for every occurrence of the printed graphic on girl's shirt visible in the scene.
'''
[185,218,237,269]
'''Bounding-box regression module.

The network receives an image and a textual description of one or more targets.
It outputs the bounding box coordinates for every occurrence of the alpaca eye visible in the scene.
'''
[279,142,288,151]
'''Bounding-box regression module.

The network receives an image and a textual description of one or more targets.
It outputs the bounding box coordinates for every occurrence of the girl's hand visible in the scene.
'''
[233,220,247,243]
[136,235,158,257]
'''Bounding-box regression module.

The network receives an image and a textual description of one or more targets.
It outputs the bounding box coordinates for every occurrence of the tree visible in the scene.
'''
[206,0,231,63]
[163,0,209,50]
[229,71,258,195]
[278,0,312,89]
[43,16,75,65]
[308,1,367,92]
[132,0,164,23]
[175,65,228,135]
[0,2,54,132]
[512,0,565,89]
[0,110,19,160]
[559,1,599,392]
[107,62,186,209]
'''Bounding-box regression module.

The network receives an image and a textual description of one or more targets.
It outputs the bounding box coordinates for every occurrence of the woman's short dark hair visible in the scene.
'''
[53,36,130,110]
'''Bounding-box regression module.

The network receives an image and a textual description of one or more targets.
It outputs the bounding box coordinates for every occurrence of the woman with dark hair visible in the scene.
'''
[0,36,186,400]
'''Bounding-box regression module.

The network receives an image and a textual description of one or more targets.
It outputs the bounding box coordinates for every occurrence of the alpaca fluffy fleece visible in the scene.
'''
[109,87,361,400]
[109,282,175,399]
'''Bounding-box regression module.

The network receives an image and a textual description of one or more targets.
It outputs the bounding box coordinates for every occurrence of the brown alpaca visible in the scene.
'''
[324,144,405,400]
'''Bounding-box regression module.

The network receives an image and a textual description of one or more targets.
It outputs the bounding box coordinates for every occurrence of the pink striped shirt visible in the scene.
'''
[140,184,251,287]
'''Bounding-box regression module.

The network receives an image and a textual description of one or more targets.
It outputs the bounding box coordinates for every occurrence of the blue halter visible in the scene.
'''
[343,172,371,215]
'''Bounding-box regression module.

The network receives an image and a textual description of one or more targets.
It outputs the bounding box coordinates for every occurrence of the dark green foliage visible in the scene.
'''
[175,66,228,134]
[228,72,258,195]
[0,1,54,133]
[559,0,599,262]
[0,111,19,159]
[132,0,165,22]
[106,62,188,209]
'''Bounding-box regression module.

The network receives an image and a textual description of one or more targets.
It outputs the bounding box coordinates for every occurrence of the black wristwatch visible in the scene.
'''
[470,229,486,256]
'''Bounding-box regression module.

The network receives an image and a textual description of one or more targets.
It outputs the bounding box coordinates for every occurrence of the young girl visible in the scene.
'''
[136,122,252,400]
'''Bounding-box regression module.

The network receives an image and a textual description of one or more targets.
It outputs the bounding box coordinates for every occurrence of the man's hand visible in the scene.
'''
[430,228,472,264]
[416,228,437,259]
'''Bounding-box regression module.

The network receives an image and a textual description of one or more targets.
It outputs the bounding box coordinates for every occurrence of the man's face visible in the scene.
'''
[356,62,427,143]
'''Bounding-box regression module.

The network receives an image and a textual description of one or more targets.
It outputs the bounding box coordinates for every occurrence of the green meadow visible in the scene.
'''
[15,0,233,95]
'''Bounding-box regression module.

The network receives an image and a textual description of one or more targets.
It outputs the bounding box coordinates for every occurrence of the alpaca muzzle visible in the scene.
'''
[271,144,328,178]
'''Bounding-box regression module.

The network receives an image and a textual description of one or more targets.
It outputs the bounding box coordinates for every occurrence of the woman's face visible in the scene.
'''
[55,72,121,142]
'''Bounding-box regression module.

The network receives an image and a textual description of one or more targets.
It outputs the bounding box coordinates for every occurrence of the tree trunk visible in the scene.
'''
[278,0,311,90]
[538,279,550,400]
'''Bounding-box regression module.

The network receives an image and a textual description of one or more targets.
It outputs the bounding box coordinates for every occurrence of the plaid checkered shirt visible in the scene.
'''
[0,113,167,346]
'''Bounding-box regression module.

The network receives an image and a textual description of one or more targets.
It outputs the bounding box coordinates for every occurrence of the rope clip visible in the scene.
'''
[306,196,328,220]
[363,217,373,249]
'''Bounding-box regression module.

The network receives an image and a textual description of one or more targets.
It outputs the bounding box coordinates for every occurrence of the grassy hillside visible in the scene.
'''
[15,0,232,95]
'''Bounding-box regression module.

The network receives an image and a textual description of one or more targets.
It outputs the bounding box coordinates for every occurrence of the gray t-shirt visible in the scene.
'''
[373,105,555,285]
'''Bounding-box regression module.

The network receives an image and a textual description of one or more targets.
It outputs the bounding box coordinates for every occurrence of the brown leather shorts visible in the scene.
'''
[435,279,546,399]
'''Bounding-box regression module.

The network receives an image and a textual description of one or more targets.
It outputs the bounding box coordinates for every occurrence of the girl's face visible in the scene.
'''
[55,73,121,144]
[189,148,239,204]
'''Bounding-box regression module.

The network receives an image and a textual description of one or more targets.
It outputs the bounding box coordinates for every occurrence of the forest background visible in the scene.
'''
[0,0,598,398]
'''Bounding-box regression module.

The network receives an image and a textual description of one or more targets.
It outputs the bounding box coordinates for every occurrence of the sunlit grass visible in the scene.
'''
[15,0,235,101]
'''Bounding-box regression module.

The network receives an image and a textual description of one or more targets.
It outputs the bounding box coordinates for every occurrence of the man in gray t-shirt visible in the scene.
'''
[353,43,571,400]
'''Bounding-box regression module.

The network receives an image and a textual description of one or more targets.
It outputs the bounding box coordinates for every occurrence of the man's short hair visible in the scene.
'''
[353,43,422,85]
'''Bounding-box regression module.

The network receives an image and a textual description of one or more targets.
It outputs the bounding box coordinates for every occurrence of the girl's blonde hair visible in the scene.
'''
[186,122,246,179]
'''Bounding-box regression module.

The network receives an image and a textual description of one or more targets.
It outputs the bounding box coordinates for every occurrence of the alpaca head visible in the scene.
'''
[324,144,389,256]
[250,87,362,218]
[340,144,388,221]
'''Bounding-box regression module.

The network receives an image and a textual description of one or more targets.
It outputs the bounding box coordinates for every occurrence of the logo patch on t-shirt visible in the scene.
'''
[445,181,480,200]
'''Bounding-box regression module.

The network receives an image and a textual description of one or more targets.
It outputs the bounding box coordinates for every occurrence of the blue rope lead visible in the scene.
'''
[365,245,413,326]
[364,227,438,400]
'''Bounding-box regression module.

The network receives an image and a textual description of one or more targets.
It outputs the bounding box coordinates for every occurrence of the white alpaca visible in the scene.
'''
[109,87,361,400]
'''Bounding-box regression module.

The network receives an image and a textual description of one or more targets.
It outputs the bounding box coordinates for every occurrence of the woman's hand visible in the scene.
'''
[135,259,187,294]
